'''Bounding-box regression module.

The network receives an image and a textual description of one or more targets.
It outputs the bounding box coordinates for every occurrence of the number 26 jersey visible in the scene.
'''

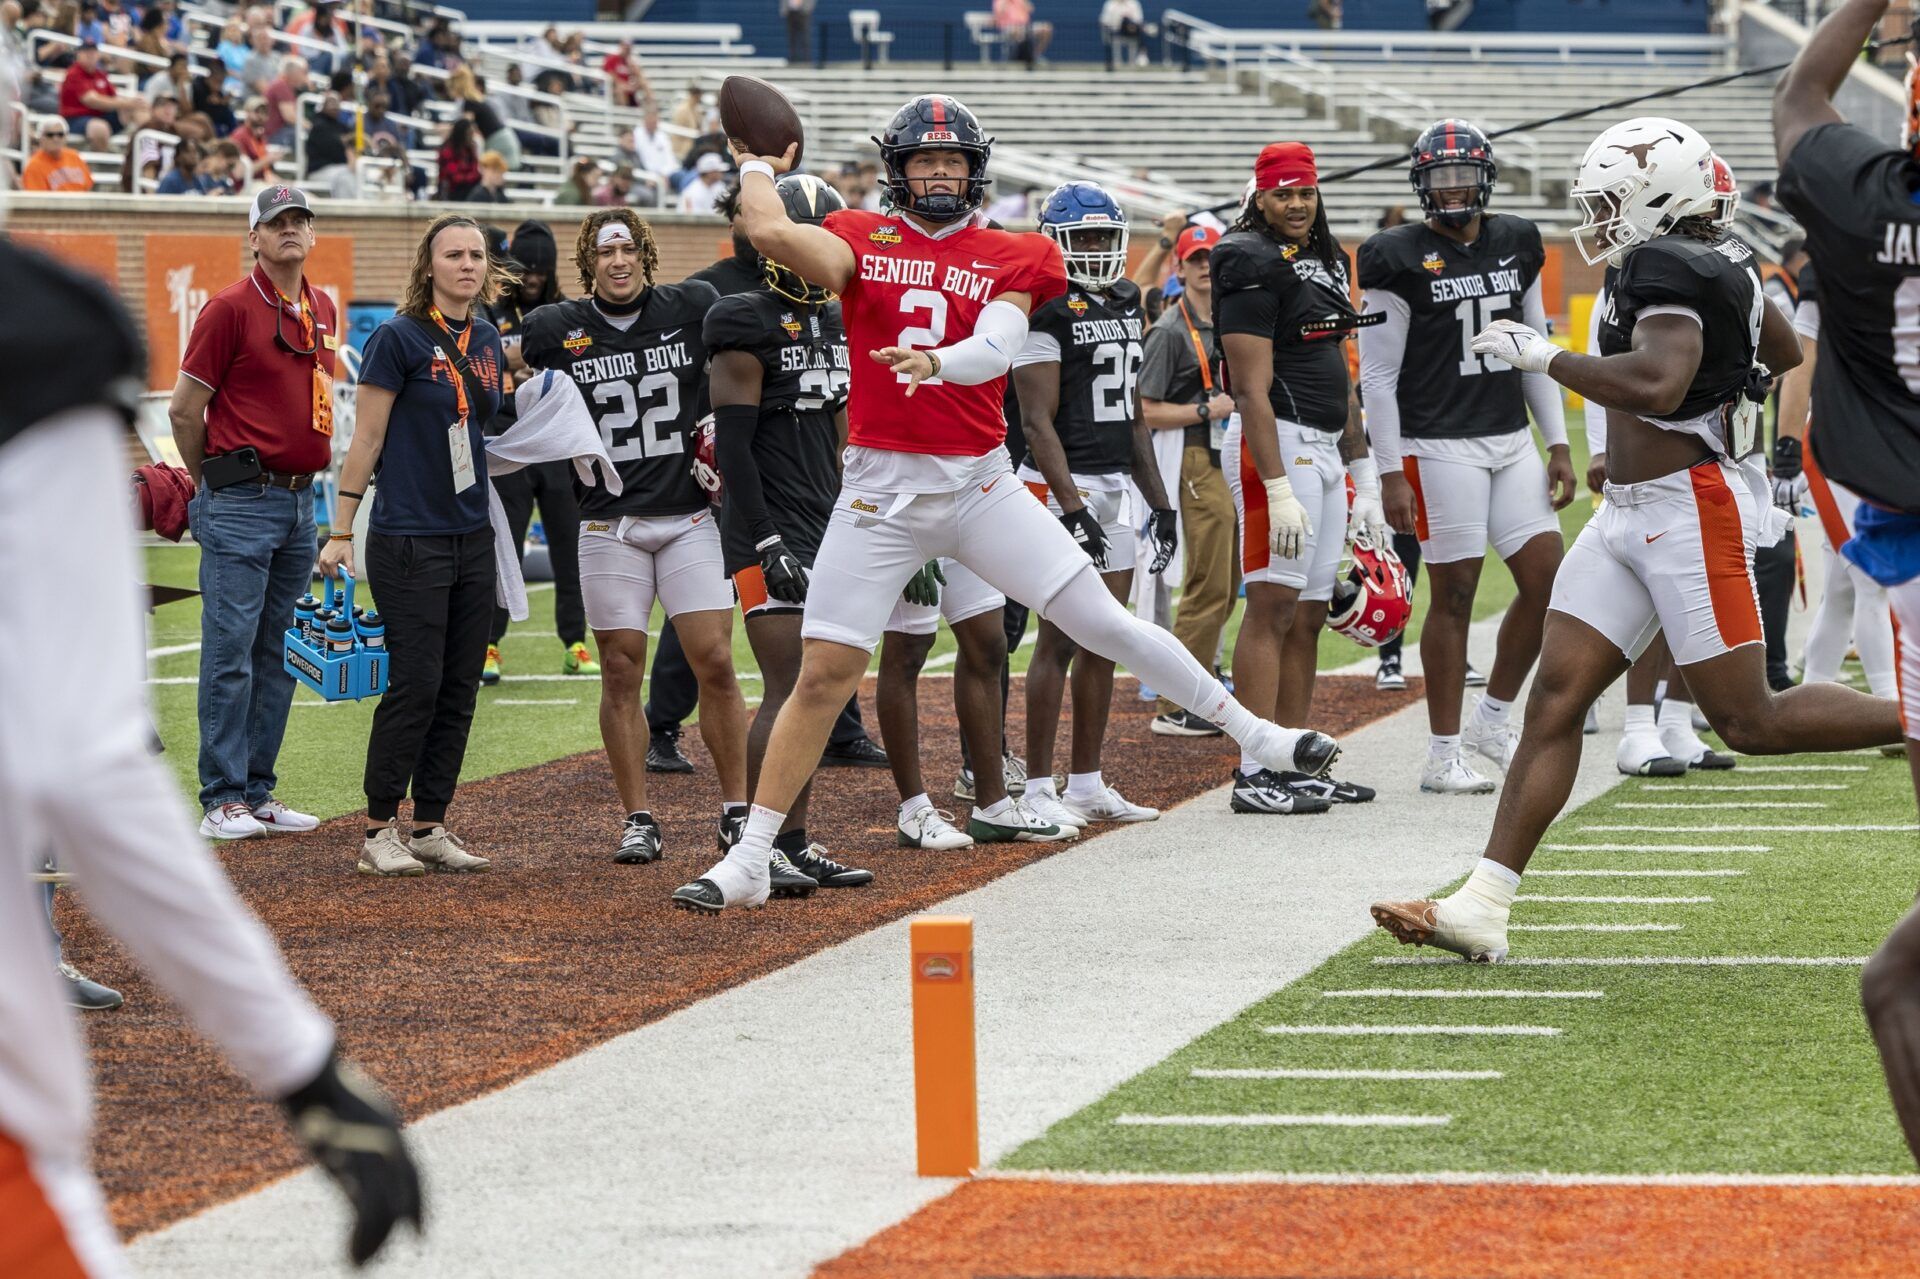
[521,282,719,518]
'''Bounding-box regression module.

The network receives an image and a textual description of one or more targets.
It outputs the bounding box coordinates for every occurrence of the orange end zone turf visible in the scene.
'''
[814,1179,1920,1278]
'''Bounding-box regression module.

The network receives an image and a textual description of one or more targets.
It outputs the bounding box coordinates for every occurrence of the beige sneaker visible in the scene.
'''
[408,825,491,872]
[358,823,426,877]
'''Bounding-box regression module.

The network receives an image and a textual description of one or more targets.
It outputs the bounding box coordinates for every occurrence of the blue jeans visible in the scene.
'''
[190,482,315,811]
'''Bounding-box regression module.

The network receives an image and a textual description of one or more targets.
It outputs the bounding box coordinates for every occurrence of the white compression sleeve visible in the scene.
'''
[1357,289,1410,474]
[1584,284,1608,457]
[930,298,1030,385]
[1520,277,1568,450]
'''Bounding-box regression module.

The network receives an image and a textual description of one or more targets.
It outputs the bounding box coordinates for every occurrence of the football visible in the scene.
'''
[718,74,805,168]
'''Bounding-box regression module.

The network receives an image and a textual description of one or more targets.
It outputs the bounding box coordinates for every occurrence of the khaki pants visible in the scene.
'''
[1158,444,1238,716]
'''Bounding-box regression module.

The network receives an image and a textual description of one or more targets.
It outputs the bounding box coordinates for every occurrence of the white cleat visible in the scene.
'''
[1060,785,1160,824]
[1021,789,1088,832]
[1461,713,1519,774]
[898,804,974,850]
[1370,891,1511,963]
[1420,754,1496,795]
[1660,721,1736,770]
[1616,730,1687,777]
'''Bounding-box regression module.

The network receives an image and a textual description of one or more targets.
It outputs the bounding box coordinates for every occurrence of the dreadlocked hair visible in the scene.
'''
[398,213,520,320]
[1671,214,1723,243]
[573,207,660,296]
[1232,191,1345,286]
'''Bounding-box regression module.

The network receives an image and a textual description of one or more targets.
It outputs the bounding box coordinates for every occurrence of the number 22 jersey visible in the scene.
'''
[521,282,718,518]
[821,208,1068,459]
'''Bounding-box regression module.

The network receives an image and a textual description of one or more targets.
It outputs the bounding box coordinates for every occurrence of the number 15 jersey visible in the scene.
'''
[822,208,1068,458]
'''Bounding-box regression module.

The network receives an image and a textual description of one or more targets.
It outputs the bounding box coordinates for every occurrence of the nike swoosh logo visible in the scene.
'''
[662,329,682,340]
[1645,531,1668,543]
[980,478,999,493]
[971,261,1001,271]
[691,512,705,524]
[1499,256,1517,266]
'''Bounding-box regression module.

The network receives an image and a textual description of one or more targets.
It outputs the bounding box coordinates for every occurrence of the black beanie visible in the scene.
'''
[509,220,558,276]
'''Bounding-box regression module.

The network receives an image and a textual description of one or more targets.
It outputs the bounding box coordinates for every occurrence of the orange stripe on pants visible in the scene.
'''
[1690,462,1763,651]
[1803,420,1852,552]
[1404,455,1431,543]
[1025,480,1049,505]
[1238,444,1269,575]
[0,1133,89,1279]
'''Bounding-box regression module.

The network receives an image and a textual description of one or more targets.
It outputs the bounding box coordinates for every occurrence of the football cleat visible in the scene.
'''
[899,805,974,850]
[671,858,771,913]
[1151,709,1224,737]
[718,811,746,852]
[481,645,501,686]
[785,843,874,888]
[968,799,1077,843]
[1229,768,1332,815]
[1464,662,1488,688]
[1278,771,1374,804]
[1660,721,1736,771]
[614,816,664,865]
[1376,654,1407,692]
[1420,754,1496,795]
[564,641,600,675]
[1060,786,1160,824]
[1289,730,1342,779]
[1021,789,1087,832]
[1616,731,1687,778]
[646,729,695,774]
[1370,893,1510,964]
[1462,715,1519,774]
[769,850,821,898]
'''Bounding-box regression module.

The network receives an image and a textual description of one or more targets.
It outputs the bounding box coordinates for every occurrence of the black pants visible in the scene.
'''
[1754,529,1797,690]
[644,616,870,746]
[365,529,496,825]
[488,461,585,647]
[1377,531,1424,665]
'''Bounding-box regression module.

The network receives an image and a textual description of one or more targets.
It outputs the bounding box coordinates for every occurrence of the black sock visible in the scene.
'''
[773,828,806,854]
[722,802,747,820]
[413,826,436,838]
[627,810,655,827]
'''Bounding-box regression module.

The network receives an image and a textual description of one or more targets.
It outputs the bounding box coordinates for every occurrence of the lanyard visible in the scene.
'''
[1176,297,1214,396]
[428,306,475,423]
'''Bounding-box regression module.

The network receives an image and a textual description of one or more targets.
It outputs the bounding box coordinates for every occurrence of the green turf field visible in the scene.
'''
[999,744,1920,1176]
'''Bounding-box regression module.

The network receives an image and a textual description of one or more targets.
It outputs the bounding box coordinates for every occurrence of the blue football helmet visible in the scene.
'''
[1038,182,1129,291]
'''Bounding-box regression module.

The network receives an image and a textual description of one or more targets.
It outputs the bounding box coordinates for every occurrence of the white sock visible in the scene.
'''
[1473,695,1512,725]
[1026,775,1058,798]
[1654,678,1670,704]
[978,795,1017,821]
[724,803,784,872]
[899,792,931,821]
[1429,734,1461,761]
[1064,770,1103,800]
[1240,753,1264,775]
[1623,704,1656,735]
[1657,699,1696,732]
[1461,858,1520,908]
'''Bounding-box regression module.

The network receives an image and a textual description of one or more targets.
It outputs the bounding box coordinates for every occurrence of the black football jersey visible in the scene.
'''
[1211,231,1353,433]
[1778,121,1920,512]
[1357,214,1545,439]
[703,290,850,572]
[521,284,718,518]
[1596,232,1763,423]
[1,241,146,451]
[1024,279,1145,476]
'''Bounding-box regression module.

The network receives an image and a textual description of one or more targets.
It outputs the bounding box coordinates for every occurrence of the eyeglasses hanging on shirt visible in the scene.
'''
[272,280,334,438]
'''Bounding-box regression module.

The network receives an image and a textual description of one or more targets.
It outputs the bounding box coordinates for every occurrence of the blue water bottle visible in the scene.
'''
[355,610,385,650]
[295,593,319,646]
[325,613,355,656]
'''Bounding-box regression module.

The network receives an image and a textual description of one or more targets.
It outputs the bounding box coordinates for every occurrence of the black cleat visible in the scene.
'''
[62,962,124,1011]
[820,736,890,768]
[1278,771,1375,804]
[1229,768,1332,815]
[1150,709,1224,737]
[718,812,746,852]
[1291,731,1341,779]
[1464,662,1488,688]
[647,730,694,774]
[786,843,874,888]
[769,850,819,898]
[1686,749,1738,771]
[671,878,726,913]
[614,816,664,864]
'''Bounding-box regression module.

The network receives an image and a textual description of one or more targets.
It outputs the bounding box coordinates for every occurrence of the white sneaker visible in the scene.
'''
[1370,890,1510,963]
[1061,785,1160,824]
[1419,754,1496,795]
[357,823,426,877]
[1461,713,1519,774]
[200,802,266,840]
[898,805,974,850]
[1021,788,1087,832]
[1616,731,1686,777]
[409,825,491,872]
[250,797,320,834]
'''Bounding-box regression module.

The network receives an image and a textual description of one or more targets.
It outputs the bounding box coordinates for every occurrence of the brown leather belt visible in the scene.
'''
[262,469,316,491]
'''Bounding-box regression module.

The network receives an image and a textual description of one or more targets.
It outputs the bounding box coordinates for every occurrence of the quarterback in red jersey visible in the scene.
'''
[673,94,1343,913]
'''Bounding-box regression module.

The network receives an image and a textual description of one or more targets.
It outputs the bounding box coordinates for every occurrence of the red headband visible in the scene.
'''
[1255,141,1318,191]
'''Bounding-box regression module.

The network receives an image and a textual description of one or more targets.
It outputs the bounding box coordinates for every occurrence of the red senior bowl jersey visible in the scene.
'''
[823,208,1068,457]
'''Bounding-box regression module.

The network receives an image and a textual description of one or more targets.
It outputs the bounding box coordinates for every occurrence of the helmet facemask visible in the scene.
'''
[882,145,990,222]
[763,255,834,306]
[1045,220,1129,291]
[1414,159,1493,229]
[1571,181,1645,267]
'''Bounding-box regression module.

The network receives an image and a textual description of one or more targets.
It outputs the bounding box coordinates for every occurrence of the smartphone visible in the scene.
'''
[202,447,263,491]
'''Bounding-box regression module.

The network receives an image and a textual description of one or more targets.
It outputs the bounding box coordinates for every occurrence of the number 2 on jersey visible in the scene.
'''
[592,371,683,461]
[896,289,947,386]
[1090,340,1143,422]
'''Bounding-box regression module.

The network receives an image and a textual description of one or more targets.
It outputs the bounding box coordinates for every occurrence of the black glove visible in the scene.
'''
[281,1052,424,1267]
[1146,508,1179,575]
[1772,434,1802,481]
[756,535,809,605]
[1059,506,1109,570]
[902,559,945,608]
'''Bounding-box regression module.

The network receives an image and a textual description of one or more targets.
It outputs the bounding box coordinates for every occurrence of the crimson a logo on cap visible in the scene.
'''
[268,186,293,203]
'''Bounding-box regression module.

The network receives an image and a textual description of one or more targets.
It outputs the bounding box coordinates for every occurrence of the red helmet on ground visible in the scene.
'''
[692,414,722,503]
[1328,530,1412,648]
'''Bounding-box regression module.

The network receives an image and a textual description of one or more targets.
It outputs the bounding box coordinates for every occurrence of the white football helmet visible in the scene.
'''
[1569,117,1717,267]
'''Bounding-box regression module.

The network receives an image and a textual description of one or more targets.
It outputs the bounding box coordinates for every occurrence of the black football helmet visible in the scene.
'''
[1410,119,1495,229]
[872,94,993,222]
[766,173,846,304]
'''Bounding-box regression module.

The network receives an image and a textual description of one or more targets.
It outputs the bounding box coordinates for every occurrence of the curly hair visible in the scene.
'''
[572,207,661,296]
[398,214,520,319]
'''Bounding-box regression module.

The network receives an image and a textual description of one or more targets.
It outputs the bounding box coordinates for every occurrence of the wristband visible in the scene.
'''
[738,159,776,183]
[926,351,942,380]
[337,489,364,501]
[328,533,354,542]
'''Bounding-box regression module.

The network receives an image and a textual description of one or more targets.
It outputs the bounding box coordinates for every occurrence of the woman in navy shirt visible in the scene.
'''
[322,214,512,877]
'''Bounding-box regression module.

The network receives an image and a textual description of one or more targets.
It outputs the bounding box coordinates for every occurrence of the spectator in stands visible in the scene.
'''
[216,19,250,89]
[74,1,105,49]
[553,155,599,206]
[155,138,208,194]
[26,3,76,76]
[142,49,190,105]
[205,139,244,194]
[177,110,216,145]
[193,71,238,136]
[364,49,419,118]
[150,0,185,48]
[465,96,519,172]
[993,0,1053,64]
[239,24,276,97]
[20,118,93,191]
[677,151,730,214]
[60,39,141,135]
[286,0,348,42]
[265,56,311,148]
[670,82,706,133]
[1308,0,1342,29]
[985,183,1033,223]
[363,91,403,149]
[603,39,652,108]
[1100,0,1147,67]
[93,0,130,50]
[231,95,279,182]
[132,6,169,60]
[131,93,181,188]
[436,116,481,202]
[465,151,511,204]
[783,0,816,64]
[445,63,484,105]
[630,100,679,184]
[594,161,638,207]
[304,90,357,198]
[491,62,536,129]
[1376,204,1407,229]
[1747,179,1775,212]
[414,17,461,72]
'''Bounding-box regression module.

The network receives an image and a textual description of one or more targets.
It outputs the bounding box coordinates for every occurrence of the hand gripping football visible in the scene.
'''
[719,75,804,168]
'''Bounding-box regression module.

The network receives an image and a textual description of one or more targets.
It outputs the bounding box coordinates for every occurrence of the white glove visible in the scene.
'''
[1263,474,1312,561]
[1471,319,1561,374]
[1772,471,1808,514]
[1346,455,1390,550]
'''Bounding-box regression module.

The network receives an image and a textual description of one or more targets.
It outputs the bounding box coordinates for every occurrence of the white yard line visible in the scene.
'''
[1373,956,1866,967]
[1584,824,1918,833]
[1543,842,1772,853]
[1528,869,1745,878]
[1319,989,1602,1000]
[1113,1113,1451,1128]
[1263,1024,1562,1036]
[147,640,201,658]
[493,699,579,706]
[1516,894,1711,905]
[1633,783,1851,792]
[979,1169,1920,1188]
[1189,1068,1503,1081]
[1509,923,1681,932]
[1738,764,1870,772]
[1614,801,1828,810]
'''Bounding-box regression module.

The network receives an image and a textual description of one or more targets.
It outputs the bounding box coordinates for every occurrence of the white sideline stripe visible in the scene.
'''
[1529,869,1745,878]
[1263,1024,1561,1036]
[147,671,764,686]
[1516,894,1712,904]
[1615,801,1828,810]
[1585,824,1918,833]
[1543,842,1772,853]
[1510,923,1680,932]
[1740,764,1869,772]
[1640,783,1851,791]
[1190,1060,1505,1067]
[147,640,201,658]
[1374,956,1867,967]
[493,698,579,706]
[1320,989,1602,1000]
[980,1169,1920,1188]
[288,699,348,709]
[924,626,1039,671]
[1113,1113,1451,1128]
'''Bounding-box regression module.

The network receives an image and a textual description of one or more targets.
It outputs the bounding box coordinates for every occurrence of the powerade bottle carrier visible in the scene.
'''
[283,571,389,701]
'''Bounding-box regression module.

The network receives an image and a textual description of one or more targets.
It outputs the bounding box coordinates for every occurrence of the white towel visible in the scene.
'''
[483,371,623,621]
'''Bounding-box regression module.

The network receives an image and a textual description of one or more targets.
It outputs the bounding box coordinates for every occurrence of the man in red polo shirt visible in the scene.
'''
[59,40,141,137]
[167,186,338,841]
